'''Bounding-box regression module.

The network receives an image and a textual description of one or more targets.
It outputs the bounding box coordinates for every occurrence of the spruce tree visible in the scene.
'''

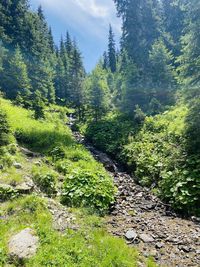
[108,25,116,73]
[4,46,31,100]
[102,51,108,70]
[178,0,200,86]
[148,39,176,108]
[87,64,109,121]
[31,58,55,104]
[69,42,85,119]
[114,0,160,71]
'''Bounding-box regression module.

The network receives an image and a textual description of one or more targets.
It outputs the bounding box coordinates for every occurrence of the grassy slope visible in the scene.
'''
[0,99,157,267]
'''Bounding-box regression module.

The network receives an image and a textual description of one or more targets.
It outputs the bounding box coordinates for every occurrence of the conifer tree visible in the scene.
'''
[55,55,67,102]
[48,27,55,53]
[108,25,116,72]
[4,46,31,100]
[65,32,73,57]
[87,64,109,121]
[69,42,85,118]
[102,51,108,70]
[178,0,200,86]
[31,58,55,104]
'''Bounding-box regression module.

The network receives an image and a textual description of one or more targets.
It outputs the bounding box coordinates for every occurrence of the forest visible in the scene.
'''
[0,0,200,266]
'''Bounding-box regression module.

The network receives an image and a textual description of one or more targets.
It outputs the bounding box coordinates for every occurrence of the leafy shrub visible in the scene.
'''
[85,113,133,158]
[160,156,200,215]
[50,146,66,161]
[123,105,200,215]
[61,167,115,213]
[0,108,12,146]
[0,184,18,201]
[32,167,57,196]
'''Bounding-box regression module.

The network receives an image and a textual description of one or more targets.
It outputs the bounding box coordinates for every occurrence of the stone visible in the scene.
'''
[155,242,164,249]
[8,228,39,260]
[34,161,41,166]
[179,245,191,253]
[20,147,40,157]
[125,230,137,241]
[16,182,34,194]
[13,162,22,169]
[139,233,154,243]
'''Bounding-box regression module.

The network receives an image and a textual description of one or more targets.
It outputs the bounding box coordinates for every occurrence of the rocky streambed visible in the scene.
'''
[73,131,200,267]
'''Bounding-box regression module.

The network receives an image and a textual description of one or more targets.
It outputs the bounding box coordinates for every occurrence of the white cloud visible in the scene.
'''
[31,0,121,39]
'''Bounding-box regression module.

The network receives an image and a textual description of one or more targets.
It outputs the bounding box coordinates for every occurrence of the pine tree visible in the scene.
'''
[114,0,160,71]
[102,51,108,70]
[69,42,85,119]
[162,0,185,58]
[31,58,55,104]
[65,32,73,57]
[178,0,200,86]
[108,25,116,72]
[48,27,55,53]
[0,0,29,46]
[149,39,176,86]
[0,42,7,72]
[4,46,31,100]
[87,64,109,121]
[55,55,67,102]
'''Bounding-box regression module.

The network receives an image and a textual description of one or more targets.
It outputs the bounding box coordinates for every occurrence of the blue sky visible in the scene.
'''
[30,0,121,72]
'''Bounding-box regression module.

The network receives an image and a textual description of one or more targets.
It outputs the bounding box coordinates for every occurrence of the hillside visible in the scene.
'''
[1,1,200,266]
[0,98,158,266]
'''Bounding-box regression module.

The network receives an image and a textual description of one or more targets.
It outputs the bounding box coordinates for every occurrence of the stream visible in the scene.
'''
[68,117,200,267]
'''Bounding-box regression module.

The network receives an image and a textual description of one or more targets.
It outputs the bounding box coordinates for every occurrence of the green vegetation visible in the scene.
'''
[0,0,200,265]
[0,98,115,213]
[0,196,143,267]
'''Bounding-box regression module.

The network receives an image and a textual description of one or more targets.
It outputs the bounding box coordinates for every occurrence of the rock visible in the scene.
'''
[155,242,164,249]
[139,233,154,243]
[179,245,191,253]
[34,161,41,166]
[125,230,137,241]
[8,228,39,260]
[15,182,34,194]
[20,147,40,158]
[13,162,22,169]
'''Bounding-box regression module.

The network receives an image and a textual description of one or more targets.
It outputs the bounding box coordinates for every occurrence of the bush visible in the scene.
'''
[61,167,115,213]
[85,113,133,158]
[0,108,11,146]
[32,167,58,196]
[123,105,200,215]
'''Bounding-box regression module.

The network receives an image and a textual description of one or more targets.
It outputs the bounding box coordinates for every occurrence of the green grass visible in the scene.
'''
[0,196,142,267]
[0,98,74,153]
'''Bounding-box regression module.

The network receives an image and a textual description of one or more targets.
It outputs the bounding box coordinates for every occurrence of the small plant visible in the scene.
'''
[50,146,66,161]
[32,167,57,196]
[0,108,12,146]
[61,167,115,213]
[0,184,18,201]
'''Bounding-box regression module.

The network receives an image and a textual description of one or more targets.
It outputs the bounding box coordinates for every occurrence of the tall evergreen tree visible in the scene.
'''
[87,64,110,121]
[48,27,55,53]
[102,51,109,70]
[65,32,73,57]
[31,58,55,103]
[178,0,200,86]
[161,0,185,58]
[114,0,160,71]
[3,46,31,100]
[69,42,85,118]
[108,25,116,73]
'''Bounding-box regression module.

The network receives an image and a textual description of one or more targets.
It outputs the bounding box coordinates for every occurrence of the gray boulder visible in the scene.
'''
[8,228,39,260]
[125,230,137,241]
